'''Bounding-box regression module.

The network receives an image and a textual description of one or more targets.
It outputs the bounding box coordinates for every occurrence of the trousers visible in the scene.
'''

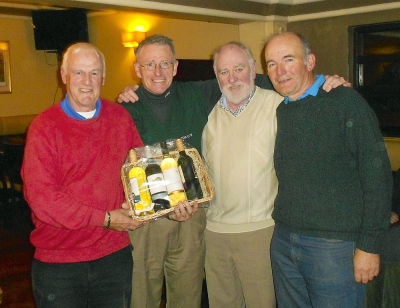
[271,224,365,308]
[31,245,133,308]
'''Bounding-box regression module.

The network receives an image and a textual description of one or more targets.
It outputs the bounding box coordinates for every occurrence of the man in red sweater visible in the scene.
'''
[22,42,146,307]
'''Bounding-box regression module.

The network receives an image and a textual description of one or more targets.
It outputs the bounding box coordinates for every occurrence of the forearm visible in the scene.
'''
[353,96,392,252]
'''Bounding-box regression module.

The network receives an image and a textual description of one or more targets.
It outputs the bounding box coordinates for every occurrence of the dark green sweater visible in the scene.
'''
[273,86,392,254]
[121,81,208,152]
[121,75,273,153]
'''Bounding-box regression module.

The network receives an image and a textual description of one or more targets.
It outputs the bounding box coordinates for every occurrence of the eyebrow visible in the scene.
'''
[217,63,246,72]
[266,54,295,65]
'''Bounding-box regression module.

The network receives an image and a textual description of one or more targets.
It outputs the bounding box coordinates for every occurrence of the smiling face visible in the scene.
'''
[264,33,315,101]
[214,43,256,111]
[61,46,104,112]
[134,43,178,95]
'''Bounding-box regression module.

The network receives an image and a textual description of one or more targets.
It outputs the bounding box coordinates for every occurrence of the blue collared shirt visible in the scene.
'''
[284,74,325,104]
[60,94,101,120]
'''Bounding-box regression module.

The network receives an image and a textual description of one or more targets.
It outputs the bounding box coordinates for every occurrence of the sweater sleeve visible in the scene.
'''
[195,79,221,115]
[255,73,274,90]
[345,88,392,253]
[22,117,98,230]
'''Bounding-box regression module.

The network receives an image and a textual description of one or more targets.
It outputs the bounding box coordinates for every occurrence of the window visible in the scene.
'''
[350,21,400,137]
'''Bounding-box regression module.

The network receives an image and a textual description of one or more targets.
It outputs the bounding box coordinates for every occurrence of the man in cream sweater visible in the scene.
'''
[202,42,283,308]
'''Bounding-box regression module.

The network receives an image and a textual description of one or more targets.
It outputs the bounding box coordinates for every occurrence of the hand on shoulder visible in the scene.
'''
[117,85,140,103]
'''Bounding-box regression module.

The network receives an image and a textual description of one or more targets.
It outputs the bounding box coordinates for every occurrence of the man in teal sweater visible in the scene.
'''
[265,32,392,308]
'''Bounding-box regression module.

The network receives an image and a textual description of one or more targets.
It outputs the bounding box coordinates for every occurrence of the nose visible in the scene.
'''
[228,71,238,83]
[154,64,162,76]
[82,73,90,85]
[276,63,286,76]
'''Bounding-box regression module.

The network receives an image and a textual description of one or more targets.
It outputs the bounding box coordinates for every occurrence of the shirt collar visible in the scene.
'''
[284,74,325,104]
[219,86,257,117]
[60,94,101,120]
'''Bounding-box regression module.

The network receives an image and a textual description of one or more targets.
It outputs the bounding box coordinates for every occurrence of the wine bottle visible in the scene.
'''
[128,149,154,215]
[144,145,170,212]
[176,138,203,200]
[160,141,187,207]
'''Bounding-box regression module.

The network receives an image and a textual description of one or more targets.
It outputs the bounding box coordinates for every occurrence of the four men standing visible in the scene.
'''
[22,32,392,308]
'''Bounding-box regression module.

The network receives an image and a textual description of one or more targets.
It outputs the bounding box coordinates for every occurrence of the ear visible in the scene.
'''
[307,53,316,72]
[172,60,179,77]
[60,68,67,84]
[134,62,142,79]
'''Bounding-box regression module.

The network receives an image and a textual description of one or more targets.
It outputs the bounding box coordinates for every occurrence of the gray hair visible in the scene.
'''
[61,42,106,78]
[135,34,176,61]
[212,41,255,71]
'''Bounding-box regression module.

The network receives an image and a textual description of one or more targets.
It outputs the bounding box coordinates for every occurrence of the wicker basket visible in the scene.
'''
[121,147,214,221]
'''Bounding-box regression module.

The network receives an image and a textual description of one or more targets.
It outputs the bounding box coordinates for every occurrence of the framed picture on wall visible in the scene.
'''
[0,41,11,93]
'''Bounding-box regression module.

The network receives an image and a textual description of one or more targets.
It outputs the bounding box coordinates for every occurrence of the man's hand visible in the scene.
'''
[353,248,380,284]
[391,211,399,224]
[104,205,148,231]
[117,85,140,103]
[168,201,199,221]
[323,74,352,92]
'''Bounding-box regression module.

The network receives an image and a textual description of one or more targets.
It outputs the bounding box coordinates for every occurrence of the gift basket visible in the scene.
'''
[121,139,214,221]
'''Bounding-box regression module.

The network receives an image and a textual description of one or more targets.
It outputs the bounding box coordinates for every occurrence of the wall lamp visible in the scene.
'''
[122,31,146,48]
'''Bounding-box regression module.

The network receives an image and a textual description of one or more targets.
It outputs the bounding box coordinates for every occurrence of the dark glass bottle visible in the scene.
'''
[175,139,203,200]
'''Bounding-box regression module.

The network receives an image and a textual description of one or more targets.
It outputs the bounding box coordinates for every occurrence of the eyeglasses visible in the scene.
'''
[138,61,174,71]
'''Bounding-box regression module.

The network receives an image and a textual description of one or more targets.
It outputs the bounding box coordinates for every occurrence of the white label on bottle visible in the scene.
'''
[163,168,185,193]
[147,173,167,195]
[129,178,140,202]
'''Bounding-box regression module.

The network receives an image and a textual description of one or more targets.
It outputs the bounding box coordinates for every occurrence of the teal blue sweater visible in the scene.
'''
[273,86,392,254]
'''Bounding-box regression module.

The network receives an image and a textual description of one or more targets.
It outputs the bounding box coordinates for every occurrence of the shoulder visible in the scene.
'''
[323,85,364,101]
[172,81,203,94]
[30,104,62,129]
[319,87,379,122]
[101,98,131,114]
[255,87,284,104]
[100,98,135,123]
[320,86,369,108]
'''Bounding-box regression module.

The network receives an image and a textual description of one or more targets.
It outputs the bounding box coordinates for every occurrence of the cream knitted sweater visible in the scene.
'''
[202,87,283,233]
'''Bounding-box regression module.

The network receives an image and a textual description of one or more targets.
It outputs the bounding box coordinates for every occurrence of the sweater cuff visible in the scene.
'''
[357,232,385,254]
[89,208,108,227]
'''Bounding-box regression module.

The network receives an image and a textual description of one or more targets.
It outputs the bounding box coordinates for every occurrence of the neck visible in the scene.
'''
[288,73,315,101]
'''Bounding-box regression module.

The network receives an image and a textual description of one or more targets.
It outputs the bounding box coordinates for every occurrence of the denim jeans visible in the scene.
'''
[271,225,365,308]
[31,245,133,308]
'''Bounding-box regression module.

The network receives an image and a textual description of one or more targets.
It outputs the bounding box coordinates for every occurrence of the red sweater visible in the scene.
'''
[22,99,143,263]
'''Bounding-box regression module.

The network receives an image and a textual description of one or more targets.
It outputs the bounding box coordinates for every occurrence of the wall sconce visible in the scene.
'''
[122,31,146,48]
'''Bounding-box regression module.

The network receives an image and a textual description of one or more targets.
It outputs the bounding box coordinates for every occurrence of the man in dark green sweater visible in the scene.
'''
[265,31,392,308]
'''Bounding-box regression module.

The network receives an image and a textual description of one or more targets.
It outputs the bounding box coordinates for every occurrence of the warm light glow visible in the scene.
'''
[122,31,146,48]
[0,41,9,50]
